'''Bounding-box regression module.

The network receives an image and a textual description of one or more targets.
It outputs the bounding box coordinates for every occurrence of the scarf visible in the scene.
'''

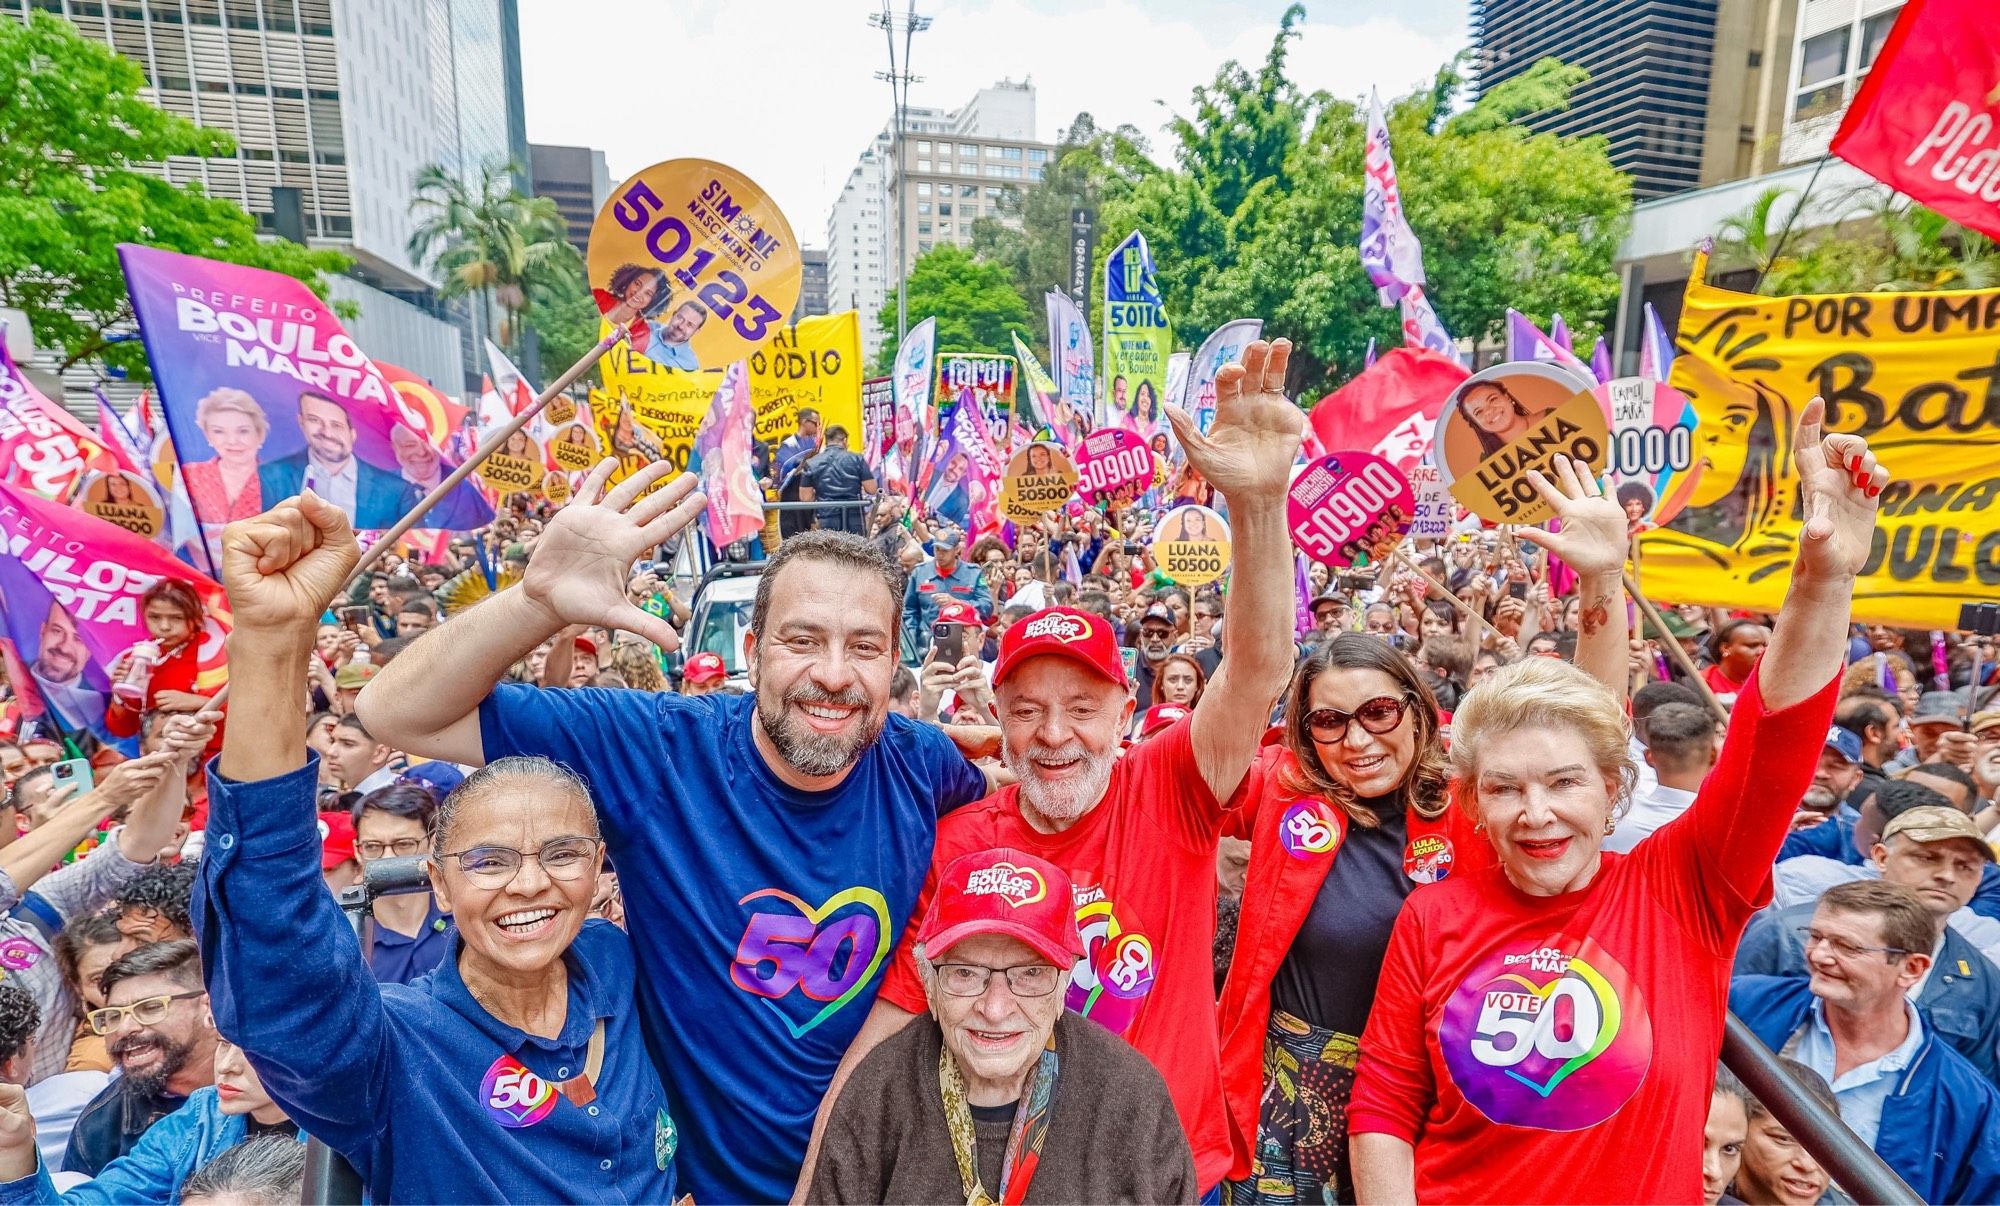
[938,1033,1059,1206]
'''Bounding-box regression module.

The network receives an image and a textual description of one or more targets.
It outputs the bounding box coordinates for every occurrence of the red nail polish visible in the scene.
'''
[1866,484,1881,498]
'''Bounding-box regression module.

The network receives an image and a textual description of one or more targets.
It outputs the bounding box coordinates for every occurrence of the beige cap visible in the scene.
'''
[1969,710,2000,737]
[1882,805,1995,861]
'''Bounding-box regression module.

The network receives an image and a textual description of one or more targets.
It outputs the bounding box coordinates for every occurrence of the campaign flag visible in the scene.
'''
[1361,88,1428,305]
[1308,346,1470,476]
[1590,337,1614,385]
[376,361,470,453]
[916,389,1001,531]
[1046,290,1096,447]
[94,389,145,476]
[862,375,895,471]
[1549,313,1573,354]
[1827,0,2000,241]
[0,480,230,739]
[1639,248,2000,627]
[890,316,937,483]
[1364,337,1379,369]
[1640,301,1676,384]
[687,362,764,548]
[1011,333,1063,445]
[0,343,113,500]
[1184,319,1263,438]
[118,245,493,541]
[1102,231,1172,433]
[1506,309,1592,375]
[1399,286,1460,364]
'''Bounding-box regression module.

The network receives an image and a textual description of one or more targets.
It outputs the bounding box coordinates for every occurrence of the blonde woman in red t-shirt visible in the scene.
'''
[1214,454,1630,1205]
[1347,399,1887,1204]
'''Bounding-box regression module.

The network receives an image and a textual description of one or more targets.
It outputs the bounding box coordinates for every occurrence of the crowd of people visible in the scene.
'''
[0,334,1996,1204]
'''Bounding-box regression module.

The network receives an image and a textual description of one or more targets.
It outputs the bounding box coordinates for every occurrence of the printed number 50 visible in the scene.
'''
[731,912,877,1002]
[488,1067,546,1110]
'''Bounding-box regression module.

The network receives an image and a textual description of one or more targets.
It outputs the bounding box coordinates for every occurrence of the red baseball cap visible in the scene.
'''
[935,599,983,626]
[317,811,356,870]
[684,652,727,684]
[916,847,1084,969]
[993,607,1127,689]
[1139,703,1190,737]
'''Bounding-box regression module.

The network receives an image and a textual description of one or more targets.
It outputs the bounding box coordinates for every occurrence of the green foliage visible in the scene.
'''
[972,7,1630,395]
[0,12,348,378]
[407,160,581,369]
[523,251,606,387]
[874,245,1032,374]
[1716,186,2000,295]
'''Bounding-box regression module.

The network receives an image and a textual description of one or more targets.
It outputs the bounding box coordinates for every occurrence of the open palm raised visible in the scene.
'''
[520,460,707,652]
[1163,337,1305,500]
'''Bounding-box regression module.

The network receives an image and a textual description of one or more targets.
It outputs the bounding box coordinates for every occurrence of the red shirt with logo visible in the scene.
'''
[879,716,1230,1188]
[1347,670,1839,1203]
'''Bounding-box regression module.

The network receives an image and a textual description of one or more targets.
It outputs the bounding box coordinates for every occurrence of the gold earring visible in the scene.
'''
[1603,817,1617,835]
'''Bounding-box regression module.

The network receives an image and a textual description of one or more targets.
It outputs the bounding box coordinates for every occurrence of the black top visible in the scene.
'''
[1268,796,1413,1037]
[969,1101,1014,1193]
[64,1079,186,1176]
[806,448,872,501]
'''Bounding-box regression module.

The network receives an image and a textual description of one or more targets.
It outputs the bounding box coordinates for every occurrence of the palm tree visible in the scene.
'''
[1711,186,1796,280]
[405,160,580,366]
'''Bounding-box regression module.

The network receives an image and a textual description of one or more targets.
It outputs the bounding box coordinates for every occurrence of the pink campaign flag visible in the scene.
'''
[688,362,764,548]
[0,343,115,500]
[94,389,146,476]
[1549,313,1573,353]
[1361,89,1427,304]
[1398,286,1459,365]
[1640,301,1676,383]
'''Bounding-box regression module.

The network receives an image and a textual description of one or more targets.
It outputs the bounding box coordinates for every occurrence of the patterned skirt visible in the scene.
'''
[1222,1009,1360,1206]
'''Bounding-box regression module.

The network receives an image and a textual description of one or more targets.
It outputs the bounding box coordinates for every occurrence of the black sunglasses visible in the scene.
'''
[1303,694,1415,743]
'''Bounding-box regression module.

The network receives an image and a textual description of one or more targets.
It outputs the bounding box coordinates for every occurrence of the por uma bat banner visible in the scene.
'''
[1637,249,2000,627]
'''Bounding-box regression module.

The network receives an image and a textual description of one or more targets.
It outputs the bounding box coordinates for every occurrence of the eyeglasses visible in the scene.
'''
[934,962,1063,998]
[435,837,601,887]
[358,837,427,859]
[88,990,206,1036]
[1796,926,1909,962]
[1303,694,1414,743]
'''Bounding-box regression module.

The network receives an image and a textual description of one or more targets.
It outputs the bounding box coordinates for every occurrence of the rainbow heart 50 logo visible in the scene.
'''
[730,886,892,1039]
[1279,799,1342,859]
[1439,937,1652,1131]
[480,1055,556,1128]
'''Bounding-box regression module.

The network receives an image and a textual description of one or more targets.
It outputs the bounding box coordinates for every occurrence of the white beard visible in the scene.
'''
[1004,738,1115,824]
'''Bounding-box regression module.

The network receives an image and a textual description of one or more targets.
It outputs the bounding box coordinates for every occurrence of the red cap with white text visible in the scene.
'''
[992,607,1127,689]
[915,847,1084,968]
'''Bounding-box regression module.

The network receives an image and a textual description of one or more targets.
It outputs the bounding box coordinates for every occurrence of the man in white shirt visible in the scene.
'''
[1607,700,1713,852]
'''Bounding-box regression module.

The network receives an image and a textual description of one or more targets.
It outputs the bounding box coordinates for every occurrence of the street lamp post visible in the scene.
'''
[870,0,929,345]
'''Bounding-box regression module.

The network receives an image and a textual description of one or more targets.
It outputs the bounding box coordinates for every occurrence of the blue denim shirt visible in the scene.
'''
[191,756,678,1203]
[0,1087,290,1205]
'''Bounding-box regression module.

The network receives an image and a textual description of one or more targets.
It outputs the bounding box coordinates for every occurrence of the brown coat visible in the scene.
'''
[807,1010,1197,1204]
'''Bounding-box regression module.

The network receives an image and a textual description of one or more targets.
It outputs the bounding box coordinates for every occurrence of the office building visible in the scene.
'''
[530,142,613,253]
[795,248,829,322]
[827,79,1053,362]
[1609,0,1905,367]
[1471,0,1798,199]
[7,0,530,392]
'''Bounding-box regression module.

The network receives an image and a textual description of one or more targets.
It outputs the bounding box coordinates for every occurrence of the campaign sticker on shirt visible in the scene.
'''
[1287,451,1414,568]
[1075,427,1163,507]
[480,1054,557,1128]
[1070,887,1153,1035]
[1093,932,1157,1001]
[0,937,40,971]
[1439,937,1653,1130]
[1403,834,1454,884]
[1278,799,1343,860]
[655,1108,677,1171]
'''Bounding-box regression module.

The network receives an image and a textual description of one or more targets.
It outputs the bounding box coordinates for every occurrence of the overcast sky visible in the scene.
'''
[520,0,1469,246]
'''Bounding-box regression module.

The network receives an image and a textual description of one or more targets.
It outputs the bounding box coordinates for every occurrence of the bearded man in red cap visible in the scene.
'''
[801,338,1307,1197]
[804,847,1194,1204]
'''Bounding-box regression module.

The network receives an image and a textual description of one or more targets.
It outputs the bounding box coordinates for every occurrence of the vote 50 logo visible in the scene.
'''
[480,1055,556,1129]
[1440,938,1652,1131]
[729,887,893,1040]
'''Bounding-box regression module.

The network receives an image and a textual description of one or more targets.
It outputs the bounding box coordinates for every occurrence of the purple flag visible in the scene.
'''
[1505,309,1591,376]
[1590,337,1614,384]
[1640,302,1676,383]
[1361,89,1427,305]
[1549,313,1573,353]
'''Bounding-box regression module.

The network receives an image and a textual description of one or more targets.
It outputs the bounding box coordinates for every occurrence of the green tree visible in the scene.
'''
[521,250,606,386]
[406,160,578,368]
[0,12,348,378]
[1716,186,2000,295]
[874,245,1033,373]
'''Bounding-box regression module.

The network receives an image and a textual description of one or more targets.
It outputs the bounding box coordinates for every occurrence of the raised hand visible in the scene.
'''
[1513,455,1629,578]
[522,460,706,652]
[1792,396,1886,581]
[220,491,360,635]
[94,751,179,812]
[0,1082,35,1182]
[1164,337,1305,501]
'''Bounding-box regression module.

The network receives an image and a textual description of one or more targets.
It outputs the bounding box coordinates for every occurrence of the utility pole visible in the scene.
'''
[870,0,929,344]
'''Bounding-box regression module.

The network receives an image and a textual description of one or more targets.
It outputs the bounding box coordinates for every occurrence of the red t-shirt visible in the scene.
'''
[878,716,1230,1188]
[1702,662,1748,697]
[1347,670,1839,1204]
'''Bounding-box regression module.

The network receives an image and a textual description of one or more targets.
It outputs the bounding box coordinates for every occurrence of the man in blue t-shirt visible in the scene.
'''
[358,465,996,1203]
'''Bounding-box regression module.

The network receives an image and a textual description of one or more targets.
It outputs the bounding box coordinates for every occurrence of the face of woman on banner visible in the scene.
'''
[105,475,135,505]
[505,431,532,459]
[1460,382,1521,438]
[201,401,265,467]
[1027,444,1053,475]
[1180,510,1208,542]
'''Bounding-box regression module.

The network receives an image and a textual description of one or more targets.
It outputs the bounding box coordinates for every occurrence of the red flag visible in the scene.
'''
[1307,347,1470,475]
[1829,0,2000,240]
[376,361,470,452]
[0,344,114,499]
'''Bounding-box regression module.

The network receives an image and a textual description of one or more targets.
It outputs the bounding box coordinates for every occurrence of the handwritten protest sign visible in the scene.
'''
[588,160,801,374]
[1153,504,1232,586]
[1431,361,1607,524]
[1639,249,2000,627]
[1289,451,1415,567]
[998,440,1078,523]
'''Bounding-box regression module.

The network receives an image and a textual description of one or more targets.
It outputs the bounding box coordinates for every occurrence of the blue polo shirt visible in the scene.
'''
[478,683,987,1203]
[192,756,678,1204]
[368,897,454,986]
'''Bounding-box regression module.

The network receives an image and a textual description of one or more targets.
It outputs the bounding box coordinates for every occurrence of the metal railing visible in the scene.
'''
[1721,1012,1922,1205]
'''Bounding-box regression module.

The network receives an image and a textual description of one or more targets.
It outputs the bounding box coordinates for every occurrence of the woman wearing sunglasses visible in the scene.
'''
[1217,456,1633,1204]
[1348,402,1883,1201]
[185,493,680,1203]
